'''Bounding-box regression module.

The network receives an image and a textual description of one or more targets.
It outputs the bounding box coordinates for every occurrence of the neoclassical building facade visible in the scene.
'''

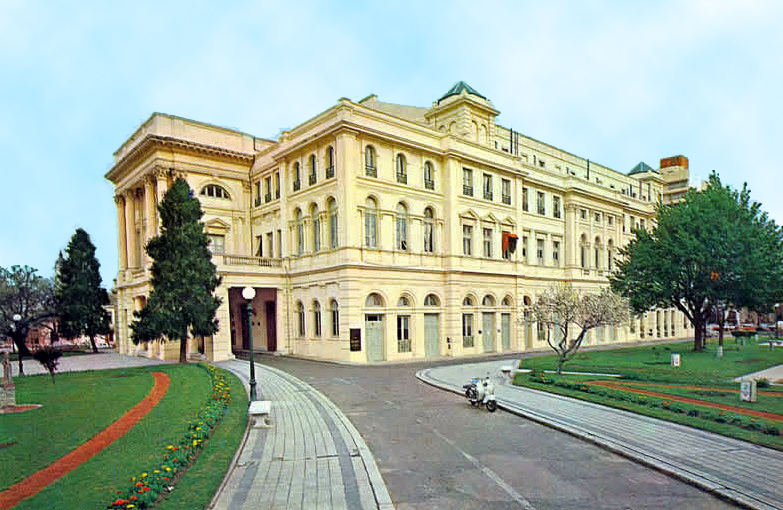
[107,82,693,363]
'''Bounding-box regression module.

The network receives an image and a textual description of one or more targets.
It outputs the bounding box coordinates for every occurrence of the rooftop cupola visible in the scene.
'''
[426,81,499,145]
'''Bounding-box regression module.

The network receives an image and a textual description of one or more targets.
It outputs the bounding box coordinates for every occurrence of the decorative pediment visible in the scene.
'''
[204,217,231,233]
[459,209,480,221]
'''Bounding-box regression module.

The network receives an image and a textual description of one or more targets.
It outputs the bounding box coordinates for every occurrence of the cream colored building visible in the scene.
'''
[107,81,693,363]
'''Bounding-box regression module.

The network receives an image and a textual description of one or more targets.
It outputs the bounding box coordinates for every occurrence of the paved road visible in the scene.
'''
[8,352,170,377]
[251,354,736,510]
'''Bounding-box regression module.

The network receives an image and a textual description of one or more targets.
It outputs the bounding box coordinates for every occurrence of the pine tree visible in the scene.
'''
[55,229,111,353]
[131,178,221,363]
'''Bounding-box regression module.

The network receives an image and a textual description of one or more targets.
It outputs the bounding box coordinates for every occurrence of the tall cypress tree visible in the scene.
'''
[131,177,221,363]
[55,229,111,353]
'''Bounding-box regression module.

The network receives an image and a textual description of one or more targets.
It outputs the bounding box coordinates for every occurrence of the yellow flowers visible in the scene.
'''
[192,440,198,446]
[127,505,135,509]
[141,473,147,478]
[153,469,160,474]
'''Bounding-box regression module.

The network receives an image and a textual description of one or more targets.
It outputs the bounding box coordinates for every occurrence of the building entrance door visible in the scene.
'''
[482,312,495,352]
[365,314,384,362]
[424,313,440,358]
[501,313,511,351]
[265,301,277,352]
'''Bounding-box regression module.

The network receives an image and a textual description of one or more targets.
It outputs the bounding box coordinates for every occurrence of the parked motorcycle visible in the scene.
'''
[462,376,497,412]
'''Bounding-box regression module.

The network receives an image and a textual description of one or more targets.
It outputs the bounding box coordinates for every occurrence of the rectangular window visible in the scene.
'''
[266,232,273,258]
[522,187,529,211]
[314,307,321,337]
[501,178,511,204]
[483,174,493,200]
[462,313,474,347]
[630,215,636,230]
[537,238,544,264]
[595,212,601,223]
[501,231,510,260]
[365,211,377,248]
[608,215,613,226]
[274,172,280,199]
[581,209,587,220]
[463,225,473,256]
[276,230,282,258]
[537,191,545,215]
[331,305,339,337]
[397,315,411,352]
[522,235,528,260]
[424,222,434,253]
[463,168,473,196]
[264,176,272,203]
[207,234,225,254]
[640,219,646,230]
[483,228,492,258]
[254,181,261,207]
[552,240,560,263]
[553,196,561,218]
[255,234,263,257]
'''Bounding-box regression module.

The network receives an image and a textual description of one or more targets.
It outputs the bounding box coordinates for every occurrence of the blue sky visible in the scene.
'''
[1,0,782,285]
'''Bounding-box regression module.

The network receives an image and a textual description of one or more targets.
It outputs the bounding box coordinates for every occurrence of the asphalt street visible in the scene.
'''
[252,354,737,510]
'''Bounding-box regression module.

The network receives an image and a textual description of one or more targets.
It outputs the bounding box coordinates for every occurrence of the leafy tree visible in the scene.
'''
[523,283,629,374]
[0,266,55,375]
[610,173,783,352]
[55,229,111,353]
[33,346,63,383]
[131,177,221,363]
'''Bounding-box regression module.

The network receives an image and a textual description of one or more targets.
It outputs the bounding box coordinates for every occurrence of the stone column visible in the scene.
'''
[143,176,156,264]
[564,203,576,268]
[124,190,137,269]
[336,131,359,248]
[115,195,128,271]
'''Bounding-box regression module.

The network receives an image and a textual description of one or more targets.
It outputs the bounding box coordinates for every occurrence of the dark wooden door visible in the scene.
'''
[266,301,277,352]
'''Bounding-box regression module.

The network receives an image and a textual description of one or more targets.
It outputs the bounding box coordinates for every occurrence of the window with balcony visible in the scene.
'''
[423,207,434,253]
[207,234,225,254]
[325,146,335,179]
[553,195,561,218]
[424,161,435,190]
[396,154,407,184]
[522,235,528,260]
[537,191,545,215]
[462,225,473,255]
[264,176,272,203]
[309,154,317,185]
[328,198,338,249]
[483,174,493,200]
[536,238,544,264]
[522,187,529,211]
[501,178,511,204]
[365,197,378,248]
[365,146,377,177]
[396,202,408,250]
[255,234,263,257]
[463,168,473,196]
[293,162,301,191]
[295,209,304,255]
[254,181,261,207]
[311,204,321,252]
[274,172,280,199]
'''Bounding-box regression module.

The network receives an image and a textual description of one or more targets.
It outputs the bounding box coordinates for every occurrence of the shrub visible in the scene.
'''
[756,377,771,388]
[32,346,63,383]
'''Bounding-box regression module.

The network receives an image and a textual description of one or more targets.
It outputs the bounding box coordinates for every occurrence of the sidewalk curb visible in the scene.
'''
[416,368,777,510]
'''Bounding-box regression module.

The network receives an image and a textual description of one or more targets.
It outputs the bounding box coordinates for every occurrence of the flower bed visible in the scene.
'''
[546,377,781,436]
[106,364,232,509]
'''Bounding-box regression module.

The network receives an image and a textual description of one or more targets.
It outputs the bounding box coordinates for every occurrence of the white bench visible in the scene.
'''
[248,400,272,428]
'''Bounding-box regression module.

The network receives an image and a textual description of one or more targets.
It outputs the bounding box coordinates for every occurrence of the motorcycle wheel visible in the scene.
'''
[486,400,497,412]
[470,399,478,407]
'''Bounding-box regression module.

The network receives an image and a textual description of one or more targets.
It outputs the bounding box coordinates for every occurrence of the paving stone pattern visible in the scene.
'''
[213,360,391,510]
[421,360,783,510]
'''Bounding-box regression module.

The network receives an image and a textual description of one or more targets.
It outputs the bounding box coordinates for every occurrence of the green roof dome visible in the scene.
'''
[438,81,487,102]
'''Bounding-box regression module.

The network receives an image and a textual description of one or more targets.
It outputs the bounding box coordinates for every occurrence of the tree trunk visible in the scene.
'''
[179,328,188,363]
[557,355,564,375]
[693,319,704,352]
[89,334,98,354]
[17,354,24,377]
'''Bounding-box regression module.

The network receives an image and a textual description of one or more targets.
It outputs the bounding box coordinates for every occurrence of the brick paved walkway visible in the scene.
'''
[419,359,783,510]
[212,360,392,510]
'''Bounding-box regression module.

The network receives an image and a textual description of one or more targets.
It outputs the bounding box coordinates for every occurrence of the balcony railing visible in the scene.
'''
[326,165,335,179]
[502,194,511,205]
[365,164,377,177]
[264,193,272,203]
[484,190,493,201]
[424,178,435,190]
[293,179,301,191]
[309,173,317,185]
[463,185,473,196]
[396,172,407,184]
[221,254,282,267]
[254,197,262,207]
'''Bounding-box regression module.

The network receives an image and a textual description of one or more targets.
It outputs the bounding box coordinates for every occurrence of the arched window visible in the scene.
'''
[424,294,440,306]
[311,204,320,252]
[309,154,317,185]
[313,300,322,337]
[483,295,496,307]
[396,202,408,251]
[330,300,339,337]
[396,154,407,184]
[397,296,410,307]
[293,162,301,191]
[523,296,532,306]
[607,239,614,271]
[325,146,335,179]
[594,237,602,269]
[423,207,434,253]
[502,296,513,307]
[365,293,383,307]
[580,234,588,269]
[365,197,378,248]
[327,198,338,249]
[463,296,475,306]
[365,146,377,177]
[296,301,305,337]
[424,161,435,190]
[200,184,230,199]
[295,208,304,255]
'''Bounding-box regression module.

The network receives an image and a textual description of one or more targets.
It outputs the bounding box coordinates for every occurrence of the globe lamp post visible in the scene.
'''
[241,287,257,402]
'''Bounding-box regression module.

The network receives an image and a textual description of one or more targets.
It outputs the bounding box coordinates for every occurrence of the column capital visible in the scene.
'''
[114,194,125,205]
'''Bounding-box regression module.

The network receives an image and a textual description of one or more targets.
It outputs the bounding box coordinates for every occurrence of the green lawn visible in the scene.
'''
[1,363,248,510]
[514,341,783,449]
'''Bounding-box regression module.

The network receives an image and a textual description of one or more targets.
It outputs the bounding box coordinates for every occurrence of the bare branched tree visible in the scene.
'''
[522,283,630,374]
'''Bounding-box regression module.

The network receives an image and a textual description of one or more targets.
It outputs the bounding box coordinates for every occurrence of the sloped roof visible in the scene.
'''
[438,81,487,102]
[628,161,655,175]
